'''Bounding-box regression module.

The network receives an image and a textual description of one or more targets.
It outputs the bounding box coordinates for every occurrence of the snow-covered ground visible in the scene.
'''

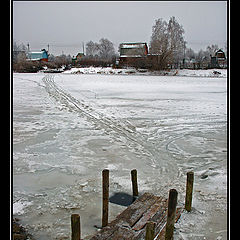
[62,66,227,78]
[13,69,228,239]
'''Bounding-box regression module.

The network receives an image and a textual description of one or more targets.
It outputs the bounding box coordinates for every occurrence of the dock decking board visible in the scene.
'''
[89,192,182,240]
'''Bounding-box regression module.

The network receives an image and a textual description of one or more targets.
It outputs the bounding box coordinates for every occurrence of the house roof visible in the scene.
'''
[120,55,144,58]
[120,43,147,49]
[215,49,226,59]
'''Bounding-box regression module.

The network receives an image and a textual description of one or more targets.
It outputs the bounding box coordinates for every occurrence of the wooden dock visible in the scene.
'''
[89,192,182,240]
[71,170,194,240]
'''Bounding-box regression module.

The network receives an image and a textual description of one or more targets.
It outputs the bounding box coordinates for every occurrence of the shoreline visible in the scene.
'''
[61,67,227,78]
[13,218,35,240]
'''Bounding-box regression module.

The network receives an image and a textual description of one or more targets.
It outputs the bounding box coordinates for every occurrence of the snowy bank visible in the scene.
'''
[177,69,227,78]
[62,66,227,78]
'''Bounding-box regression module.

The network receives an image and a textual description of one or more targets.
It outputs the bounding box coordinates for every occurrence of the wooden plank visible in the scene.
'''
[106,226,135,240]
[132,196,165,230]
[149,199,168,224]
[89,192,183,240]
[129,194,159,227]
[89,226,117,240]
[155,208,182,240]
[109,193,158,228]
[89,193,154,240]
[154,212,168,240]
[133,204,168,240]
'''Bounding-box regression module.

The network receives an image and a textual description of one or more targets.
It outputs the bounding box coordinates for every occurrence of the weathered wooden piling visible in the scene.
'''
[185,171,194,212]
[71,214,81,240]
[165,189,178,240]
[102,169,109,227]
[131,169,139,198]
[145,221,156,240]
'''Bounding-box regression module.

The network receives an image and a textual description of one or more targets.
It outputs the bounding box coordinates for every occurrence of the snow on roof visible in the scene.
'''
[27,51,46,60]
[147,53,161,56]
[120,43,146,49]
[120,55,144,57]
[29,51,43,54]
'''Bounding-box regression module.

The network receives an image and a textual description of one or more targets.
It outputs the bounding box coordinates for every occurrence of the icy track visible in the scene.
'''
[13,71,227,239]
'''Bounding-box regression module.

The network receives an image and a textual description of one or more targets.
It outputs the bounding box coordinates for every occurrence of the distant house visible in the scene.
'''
[118,42,148,67]
[27,49,48,62]
[215,49,227,68]
[210,49,227,68]
[76,52,85,60]
[72,52,85,64]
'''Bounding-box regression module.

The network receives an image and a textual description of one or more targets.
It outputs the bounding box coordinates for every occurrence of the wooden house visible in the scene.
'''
[215,49,227,68]
[118,43,148,68]
[211,49,227,68]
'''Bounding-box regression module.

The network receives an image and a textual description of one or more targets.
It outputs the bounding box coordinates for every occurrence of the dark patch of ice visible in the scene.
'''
[109,192,136,206]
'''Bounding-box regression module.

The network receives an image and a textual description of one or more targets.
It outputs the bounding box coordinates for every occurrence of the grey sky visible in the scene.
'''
[13,1,227,56]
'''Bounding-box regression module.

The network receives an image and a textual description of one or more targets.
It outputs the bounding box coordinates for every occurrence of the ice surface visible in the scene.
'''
[13,70,227,239]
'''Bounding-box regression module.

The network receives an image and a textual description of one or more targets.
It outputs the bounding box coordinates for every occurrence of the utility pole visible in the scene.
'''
[27,43,30,52]
[82,42,85,55]
[183,41,186,69]
[47,44,49,53]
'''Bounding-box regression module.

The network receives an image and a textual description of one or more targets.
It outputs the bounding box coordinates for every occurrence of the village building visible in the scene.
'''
[118,42,174,70]
[76,52,85,60]
[72,52,85,64]
[27,49,48,62]
[118,42,227,70]
[118,42,148,68]
[210,49,227,68]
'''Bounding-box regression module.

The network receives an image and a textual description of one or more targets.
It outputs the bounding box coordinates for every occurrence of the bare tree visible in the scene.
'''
[149,18,168,55]
[149,17,185,69]
[98,38,115,60]
[185,48,196,60]
[86,41,99,57]
[168,17,184,52]
[86,38,116,60]
[13,41,27,63]
[206,44,219,57]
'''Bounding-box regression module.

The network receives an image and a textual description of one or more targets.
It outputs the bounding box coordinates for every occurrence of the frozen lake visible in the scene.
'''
[13,71,227,239]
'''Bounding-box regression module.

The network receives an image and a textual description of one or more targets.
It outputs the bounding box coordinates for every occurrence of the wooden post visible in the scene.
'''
[145,221,156,240]
[131,169,138,198]
[71,214,80,240]
[185,171,194,212]
[102,169,109,227]
[165,189,178,240]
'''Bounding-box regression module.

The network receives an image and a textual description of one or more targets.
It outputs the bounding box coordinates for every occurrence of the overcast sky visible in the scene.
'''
[13,1,227,56]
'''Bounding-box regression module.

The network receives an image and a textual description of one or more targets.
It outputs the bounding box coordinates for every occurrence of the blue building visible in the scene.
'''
[27,49,48,62]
